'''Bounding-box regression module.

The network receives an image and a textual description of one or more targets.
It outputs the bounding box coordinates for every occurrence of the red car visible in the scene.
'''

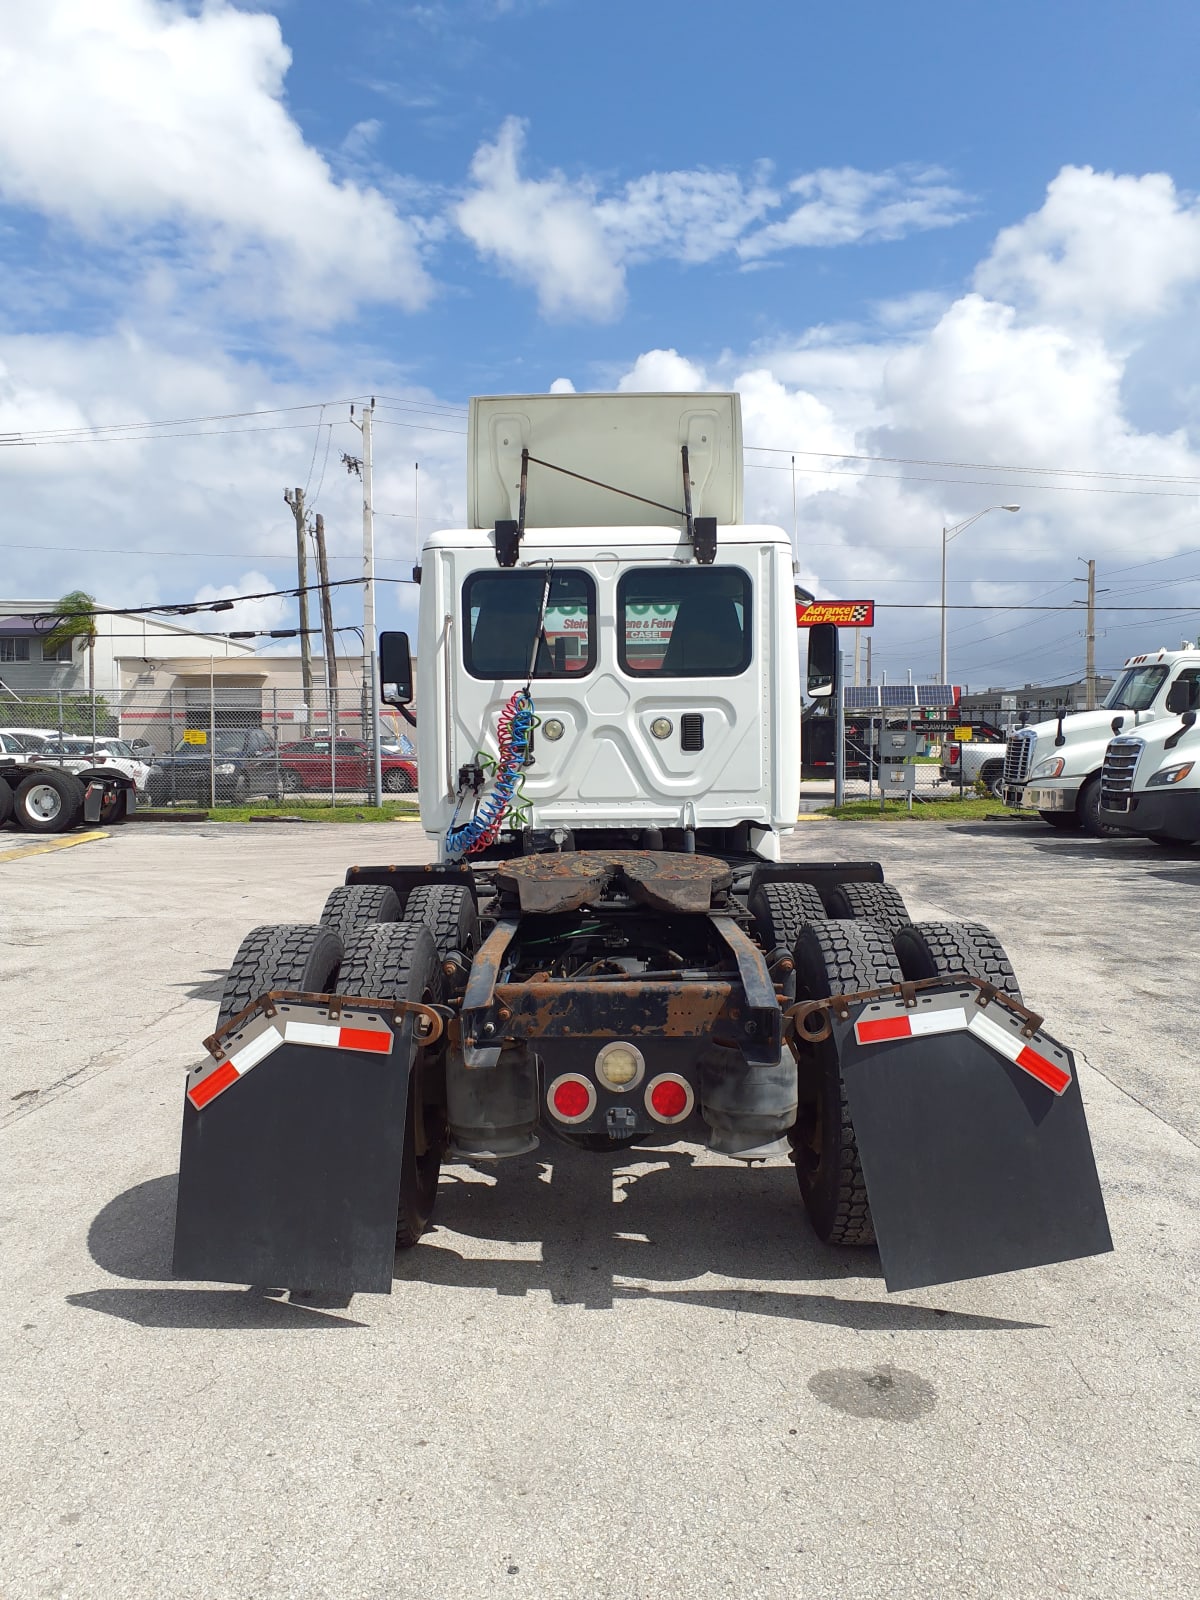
[278,737,417,794]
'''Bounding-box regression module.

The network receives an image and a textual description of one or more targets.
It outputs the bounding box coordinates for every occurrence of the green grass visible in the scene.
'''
[180,801,420,824]
[818,796,1034,822]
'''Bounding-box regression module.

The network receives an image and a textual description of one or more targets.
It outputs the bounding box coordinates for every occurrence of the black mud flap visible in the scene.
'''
[836,991,1112,1293]
[173,1005,411,1296]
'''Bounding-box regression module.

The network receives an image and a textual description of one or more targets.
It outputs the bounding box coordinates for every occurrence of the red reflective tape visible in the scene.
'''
[1015,1045,1071,1095]
[188,1059,239,1110]
[338,1026,392,1054]
[857,1015,913,1043]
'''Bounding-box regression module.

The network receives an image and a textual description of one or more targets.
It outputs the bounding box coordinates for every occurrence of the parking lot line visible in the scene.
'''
[0,829,108,864]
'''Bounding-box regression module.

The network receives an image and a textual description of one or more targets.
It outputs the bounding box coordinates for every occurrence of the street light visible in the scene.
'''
[940,505,1020,684]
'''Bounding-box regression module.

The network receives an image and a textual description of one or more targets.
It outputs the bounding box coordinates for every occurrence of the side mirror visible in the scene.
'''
[806,623,838,699]
[379,631,414,707]
[1164,709,1197,751]
[1111,716,1124,735]
[1165,680,1193,714]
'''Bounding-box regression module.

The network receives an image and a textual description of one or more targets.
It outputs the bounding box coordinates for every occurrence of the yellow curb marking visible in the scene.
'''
[0,829,109,864]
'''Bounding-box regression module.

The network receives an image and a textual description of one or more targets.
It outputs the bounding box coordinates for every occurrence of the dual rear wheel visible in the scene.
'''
[751,877,1022,1249]
[216,883,478,1252]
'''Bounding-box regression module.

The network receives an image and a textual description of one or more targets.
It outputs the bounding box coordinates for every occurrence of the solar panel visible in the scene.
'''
[881,684,918,707]
[843,686,881,709]
[916,684,955,707]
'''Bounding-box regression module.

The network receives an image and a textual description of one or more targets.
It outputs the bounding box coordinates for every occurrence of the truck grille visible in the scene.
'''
[1100,736,1145,810]
[1004,729,1036,787]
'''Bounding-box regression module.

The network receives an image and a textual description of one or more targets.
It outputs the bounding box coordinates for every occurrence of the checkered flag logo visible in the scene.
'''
[850,603,870,623]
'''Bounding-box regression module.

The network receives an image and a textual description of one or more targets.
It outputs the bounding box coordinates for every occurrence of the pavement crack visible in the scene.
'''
[1074,1046,1200,1151]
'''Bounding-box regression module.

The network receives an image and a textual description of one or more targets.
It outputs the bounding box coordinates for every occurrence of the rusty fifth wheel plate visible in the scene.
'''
[495,850,733,914]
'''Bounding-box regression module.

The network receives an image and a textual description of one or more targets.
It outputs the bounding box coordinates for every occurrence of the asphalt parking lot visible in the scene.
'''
[2,817,1197,1599]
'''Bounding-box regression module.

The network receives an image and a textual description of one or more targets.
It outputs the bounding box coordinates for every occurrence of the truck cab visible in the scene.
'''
[1004,646,1200,833]
[1098,666,1200,844]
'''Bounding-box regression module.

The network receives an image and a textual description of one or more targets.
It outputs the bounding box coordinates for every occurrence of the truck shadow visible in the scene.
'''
[73,1156,1039,1332]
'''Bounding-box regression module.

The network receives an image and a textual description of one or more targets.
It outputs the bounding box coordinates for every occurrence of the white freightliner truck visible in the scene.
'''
[1098,665,1200,844]
[1003,645,1200,834]
[172,392,1111,1299]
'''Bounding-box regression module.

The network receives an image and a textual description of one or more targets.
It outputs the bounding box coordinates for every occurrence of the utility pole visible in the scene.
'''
[1074,558,1104,710]
[349,399,382,806]
[865,636,873,686]
[313,513,338,731]
[1084,558,1097,710]
[283,486,315,731]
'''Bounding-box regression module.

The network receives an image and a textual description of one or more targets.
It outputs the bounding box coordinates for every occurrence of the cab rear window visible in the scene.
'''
[618,567,751,676]
[463,569,595,679]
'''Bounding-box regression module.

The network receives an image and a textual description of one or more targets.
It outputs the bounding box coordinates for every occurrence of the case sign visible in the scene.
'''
[796,600,875,627]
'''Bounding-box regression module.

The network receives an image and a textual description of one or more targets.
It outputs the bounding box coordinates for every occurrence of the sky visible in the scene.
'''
[3,0,1200,689]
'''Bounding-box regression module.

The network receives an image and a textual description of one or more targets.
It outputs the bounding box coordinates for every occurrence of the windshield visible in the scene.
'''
[1103,665,1169,712]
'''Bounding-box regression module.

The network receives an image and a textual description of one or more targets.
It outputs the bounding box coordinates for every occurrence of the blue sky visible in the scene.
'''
[3,0,1200,689]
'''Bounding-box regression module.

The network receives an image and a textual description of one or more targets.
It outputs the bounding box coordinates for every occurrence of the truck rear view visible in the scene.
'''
[173,392,1111,1299]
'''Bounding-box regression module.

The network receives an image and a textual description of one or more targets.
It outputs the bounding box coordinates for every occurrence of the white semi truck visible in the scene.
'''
[1098,667,1200,843]
[1003,645,1200,833]
[172,392,1110,1299]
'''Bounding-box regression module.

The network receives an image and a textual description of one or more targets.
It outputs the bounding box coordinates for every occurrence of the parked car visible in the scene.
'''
[146,728,280,805]
[0,730,34,762]
[277,737,418,794]
[36,735,157,796]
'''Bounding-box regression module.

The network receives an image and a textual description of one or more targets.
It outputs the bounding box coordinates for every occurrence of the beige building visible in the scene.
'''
[115,652,415,753]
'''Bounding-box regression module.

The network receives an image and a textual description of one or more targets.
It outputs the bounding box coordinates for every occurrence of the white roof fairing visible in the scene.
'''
[467,392,743,531]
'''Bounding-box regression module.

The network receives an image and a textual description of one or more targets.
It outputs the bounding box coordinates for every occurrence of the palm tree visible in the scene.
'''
[43,590,99,693]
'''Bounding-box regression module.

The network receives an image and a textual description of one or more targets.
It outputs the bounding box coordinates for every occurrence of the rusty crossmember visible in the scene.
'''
[205,989,449,1055]
[786,973,1045,1045]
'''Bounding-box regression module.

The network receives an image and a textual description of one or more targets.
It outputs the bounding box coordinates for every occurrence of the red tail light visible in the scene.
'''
[948,746,959,765]
[547,1074,595,1124]
[645,1075,694,1124]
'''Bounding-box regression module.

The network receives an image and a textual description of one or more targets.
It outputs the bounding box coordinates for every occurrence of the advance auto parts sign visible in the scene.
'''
[796,600,875,627]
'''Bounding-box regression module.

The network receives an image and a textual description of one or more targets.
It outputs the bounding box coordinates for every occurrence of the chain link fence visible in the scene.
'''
[0,686,417,810]
[803,708,1008,808]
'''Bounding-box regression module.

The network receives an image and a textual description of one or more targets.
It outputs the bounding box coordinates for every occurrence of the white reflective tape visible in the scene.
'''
[227,1024,284,1074]
[967,1010,1024,1064]
[909,1008,968,1037]
[282,1019,343,1049]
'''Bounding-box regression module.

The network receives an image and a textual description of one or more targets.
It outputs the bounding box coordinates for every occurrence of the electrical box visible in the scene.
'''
[880,729,922,760]
[880,763,917,793]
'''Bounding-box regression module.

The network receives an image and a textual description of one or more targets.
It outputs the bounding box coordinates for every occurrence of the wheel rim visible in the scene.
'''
[25,783,62,821]
[383,770,401,792]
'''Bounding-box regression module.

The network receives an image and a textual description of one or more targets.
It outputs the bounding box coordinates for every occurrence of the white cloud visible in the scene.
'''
[737,166,968,261]
[455,120,971,321]
[975,166,1200,327]
[455,119,625,320]
[0,0,433,320]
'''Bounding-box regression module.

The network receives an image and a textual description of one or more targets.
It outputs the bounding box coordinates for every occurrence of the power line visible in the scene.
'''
[745,442,1200,485]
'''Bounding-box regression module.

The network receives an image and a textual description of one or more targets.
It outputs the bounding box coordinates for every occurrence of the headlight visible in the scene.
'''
[1147,762,1194,787]
[215,763,237,775]
[1029,757,1065,779]
[542,718,565,741]
[650,717,673,740]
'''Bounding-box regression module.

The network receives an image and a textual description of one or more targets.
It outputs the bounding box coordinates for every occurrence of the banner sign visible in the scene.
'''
[797,600,875,627]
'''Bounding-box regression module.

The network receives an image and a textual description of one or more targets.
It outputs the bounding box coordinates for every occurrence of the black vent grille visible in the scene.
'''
[1101,736,1144,796]
[680,713,704,751]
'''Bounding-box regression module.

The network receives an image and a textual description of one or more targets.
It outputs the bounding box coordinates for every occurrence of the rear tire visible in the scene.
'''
[383,767,415,793]
[822,880,910,934]
[790,920,902,1246]
[319,883,401,945]
[217,924,344,1027]
[402,883,478,957]
[12,771,84,833]
[337,922,445,1247]
[894,920,1022,1002]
